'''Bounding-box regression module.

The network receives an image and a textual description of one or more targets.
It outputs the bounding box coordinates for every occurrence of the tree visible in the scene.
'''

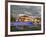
[11,17,16,22]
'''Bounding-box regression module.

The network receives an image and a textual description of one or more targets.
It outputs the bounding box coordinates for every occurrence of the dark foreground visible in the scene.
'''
[10,25,41,32]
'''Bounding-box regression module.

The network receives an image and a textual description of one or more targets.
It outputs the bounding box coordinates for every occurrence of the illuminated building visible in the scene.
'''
[18,16,34,22]
[18,16,41,24]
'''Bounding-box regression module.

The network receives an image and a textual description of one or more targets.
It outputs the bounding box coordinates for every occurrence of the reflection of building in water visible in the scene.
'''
[18,16,41,23]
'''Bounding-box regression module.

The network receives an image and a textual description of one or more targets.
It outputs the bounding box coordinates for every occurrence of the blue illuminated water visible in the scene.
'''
[10,22,34,26]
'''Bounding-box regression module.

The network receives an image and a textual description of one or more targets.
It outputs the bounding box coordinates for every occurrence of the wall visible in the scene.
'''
[0,0,46,37]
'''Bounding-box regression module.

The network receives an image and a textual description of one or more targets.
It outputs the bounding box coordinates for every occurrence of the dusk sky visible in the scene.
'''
[10,5,41,18]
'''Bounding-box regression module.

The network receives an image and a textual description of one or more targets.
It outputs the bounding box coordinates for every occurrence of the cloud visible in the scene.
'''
[11,5,41,17]
[24,11,32,16]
